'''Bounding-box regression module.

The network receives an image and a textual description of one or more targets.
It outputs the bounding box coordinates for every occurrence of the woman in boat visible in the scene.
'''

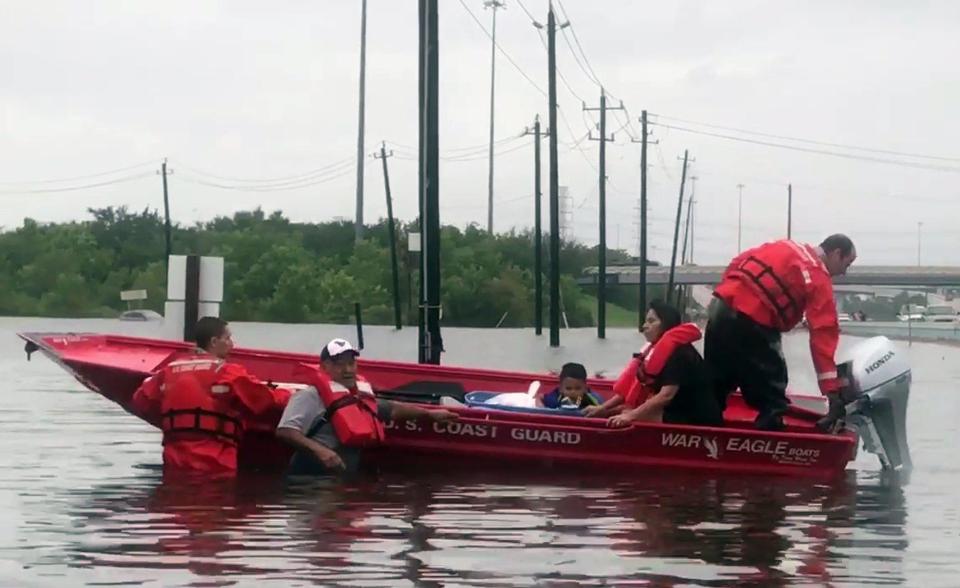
[588,300,724,427]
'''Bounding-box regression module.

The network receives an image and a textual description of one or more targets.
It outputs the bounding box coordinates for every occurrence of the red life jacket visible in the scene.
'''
[715,239,830,332]
[159,357,243,446]
[714,240,843,393]
[295,364,385,448]
[617,323,702,408]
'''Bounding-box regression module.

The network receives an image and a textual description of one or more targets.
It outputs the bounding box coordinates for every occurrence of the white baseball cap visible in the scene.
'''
[320,338,359,361]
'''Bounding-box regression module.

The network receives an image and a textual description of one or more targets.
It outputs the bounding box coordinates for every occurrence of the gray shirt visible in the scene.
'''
[277,386,393,475]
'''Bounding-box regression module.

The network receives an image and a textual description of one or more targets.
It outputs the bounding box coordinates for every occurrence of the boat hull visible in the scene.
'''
[18,332,856,478]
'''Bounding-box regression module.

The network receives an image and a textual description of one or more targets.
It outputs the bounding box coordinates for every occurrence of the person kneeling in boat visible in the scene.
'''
[537,362,602,410]
[587,301,723,427]
[275,338,458,476]
[131,317,290,475]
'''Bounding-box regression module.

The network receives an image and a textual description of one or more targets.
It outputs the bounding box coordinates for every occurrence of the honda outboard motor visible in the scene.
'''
[837,336,912,472]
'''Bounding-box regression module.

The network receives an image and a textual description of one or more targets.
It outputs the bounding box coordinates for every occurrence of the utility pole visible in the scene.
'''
[680,176,696,318]
[633,111,656,329]
[585,88,624,339]
[681,176,696,265]
[418,0,442,364]
[522,116,548,335]
[787,183,793,239]
[546,2,567,348]
[159,159,173,269]
[355,0,368,243]
[667,150,691,304]
[485,0,505,234]
[374,142,403,330]
[736,183,745,253]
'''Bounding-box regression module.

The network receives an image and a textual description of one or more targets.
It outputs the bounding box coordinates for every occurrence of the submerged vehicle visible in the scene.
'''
[18,332,911,478]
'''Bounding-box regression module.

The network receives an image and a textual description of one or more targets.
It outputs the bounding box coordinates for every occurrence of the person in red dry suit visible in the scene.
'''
[706,234,857,431]
[131,316,289,475]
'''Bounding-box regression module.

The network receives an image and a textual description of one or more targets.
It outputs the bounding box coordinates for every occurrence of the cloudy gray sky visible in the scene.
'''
[2,0,958,266]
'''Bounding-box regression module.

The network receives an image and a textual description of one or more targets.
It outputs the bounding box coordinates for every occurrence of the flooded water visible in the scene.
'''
[2,317,960,586]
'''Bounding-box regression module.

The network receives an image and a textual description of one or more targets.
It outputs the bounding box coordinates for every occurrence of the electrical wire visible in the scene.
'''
[457,0,547,97]
[0,171,154,194]
[650,121,960,173]
[651,113,960,163]
[0,160,156,186]
[171,156,354,184]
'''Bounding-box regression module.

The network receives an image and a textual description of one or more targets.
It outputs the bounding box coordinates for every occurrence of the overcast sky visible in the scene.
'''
[2,0,959,266]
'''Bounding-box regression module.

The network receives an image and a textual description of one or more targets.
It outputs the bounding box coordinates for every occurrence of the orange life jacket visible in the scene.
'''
[714,239,842,393]
[295,364,385,448]
[715,240,830,332]
[159,357,243,445]
[615,323,702,408]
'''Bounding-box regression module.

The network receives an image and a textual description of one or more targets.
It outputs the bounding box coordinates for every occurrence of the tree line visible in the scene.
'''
[0,207,653,327]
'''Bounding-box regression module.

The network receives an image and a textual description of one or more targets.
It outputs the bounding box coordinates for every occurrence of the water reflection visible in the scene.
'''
[47,468,906,587]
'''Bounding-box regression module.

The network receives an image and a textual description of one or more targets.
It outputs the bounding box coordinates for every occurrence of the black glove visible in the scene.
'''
[815,392,845,434]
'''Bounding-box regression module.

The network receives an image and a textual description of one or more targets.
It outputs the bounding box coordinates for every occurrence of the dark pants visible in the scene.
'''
[704,298,789,431]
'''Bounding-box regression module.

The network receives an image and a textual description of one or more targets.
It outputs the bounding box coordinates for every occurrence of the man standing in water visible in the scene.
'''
[706,235,857,431]
[276,338,458,475]
[131,317,289,475]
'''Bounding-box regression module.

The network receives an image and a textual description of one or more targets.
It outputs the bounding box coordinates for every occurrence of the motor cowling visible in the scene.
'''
[837,336,912,472]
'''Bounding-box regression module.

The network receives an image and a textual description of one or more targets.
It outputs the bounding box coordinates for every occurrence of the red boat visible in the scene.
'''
[17,331,912,478]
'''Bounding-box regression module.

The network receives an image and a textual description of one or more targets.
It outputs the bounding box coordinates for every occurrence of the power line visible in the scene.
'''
[385,133,522,156]
[457,0,547,97]
[176,165,357,192]
[554,0,602,85]
[171,156,355,184]
[651,113,960,163]
[651,121,960,173]
[0,171,154,194]
[442,138,533,162]
[0,160,155,186]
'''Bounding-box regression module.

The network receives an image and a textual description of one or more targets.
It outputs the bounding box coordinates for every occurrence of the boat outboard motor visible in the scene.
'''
[836,336,912,472]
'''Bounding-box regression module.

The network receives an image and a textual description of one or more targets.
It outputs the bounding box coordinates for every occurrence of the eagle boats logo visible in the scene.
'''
[661,432,720,460]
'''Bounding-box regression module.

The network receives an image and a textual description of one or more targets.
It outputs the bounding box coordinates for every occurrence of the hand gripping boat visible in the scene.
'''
[18,332,911,478]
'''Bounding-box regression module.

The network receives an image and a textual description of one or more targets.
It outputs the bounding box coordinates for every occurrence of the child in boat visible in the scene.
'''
[538,362,602,410]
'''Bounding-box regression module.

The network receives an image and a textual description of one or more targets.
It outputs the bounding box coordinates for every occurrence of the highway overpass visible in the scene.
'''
[578,265,960,287]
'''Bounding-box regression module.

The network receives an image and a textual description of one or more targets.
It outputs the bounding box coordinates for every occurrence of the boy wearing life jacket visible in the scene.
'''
[537,362,602,410]
[275,338,458,476]
[130,317,290,475]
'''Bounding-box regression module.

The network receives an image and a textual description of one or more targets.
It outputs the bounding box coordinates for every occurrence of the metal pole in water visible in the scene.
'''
[354,302,365,350]
[547,2,562,348]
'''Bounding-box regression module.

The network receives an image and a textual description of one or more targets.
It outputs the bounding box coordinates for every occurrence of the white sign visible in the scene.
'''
[166,255,224,302]
[408,232,422,253]
[120,289,147,301]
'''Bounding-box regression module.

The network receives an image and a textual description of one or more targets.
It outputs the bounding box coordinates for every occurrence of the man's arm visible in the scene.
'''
[275,427,345,470]
[805,276,842,394]
[220,363,286,416]
[274,389,344,470]
[387,400,458,423]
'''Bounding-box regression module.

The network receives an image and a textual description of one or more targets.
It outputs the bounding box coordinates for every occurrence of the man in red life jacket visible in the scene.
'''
[130,317,289,475]
[275,338,458,476]
[706,235,857,431]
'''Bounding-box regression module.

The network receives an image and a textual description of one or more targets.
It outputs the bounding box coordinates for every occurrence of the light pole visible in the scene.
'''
[485,0,505,234]
[917,221,923,266]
